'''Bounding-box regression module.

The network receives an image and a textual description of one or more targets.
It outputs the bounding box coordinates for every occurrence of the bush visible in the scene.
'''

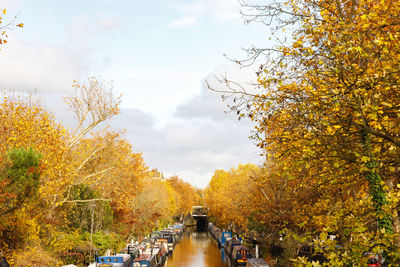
[81,231,125,255]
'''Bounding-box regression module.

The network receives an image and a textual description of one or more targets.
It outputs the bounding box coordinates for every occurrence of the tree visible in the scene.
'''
[208,0,400,263]
[205,164,259,230]
[64,184,113,233]
[0,147,42,216]
[0,96,70,257]
[0,95,70,207]
[167,176,201,220]
[64,77,121,148]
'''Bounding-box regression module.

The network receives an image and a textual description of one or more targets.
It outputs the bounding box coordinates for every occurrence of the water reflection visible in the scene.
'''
[166,229,229,267]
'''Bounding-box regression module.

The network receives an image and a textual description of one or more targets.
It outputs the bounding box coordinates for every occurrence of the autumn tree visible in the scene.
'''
[167,176,201,220]
[64,184,113,233]
[0,95,71,263]
[0,95,70,205]
[0,148,43,253]
[208,0,400,264]
[0,147,42,217]
[60,77,125,219]
[128,177,171,236]
[205,164,259,231]
[64,77,121,148]
[59,129,148,239]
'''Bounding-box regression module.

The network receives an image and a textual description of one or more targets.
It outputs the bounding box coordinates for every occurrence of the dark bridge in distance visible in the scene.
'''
[191,206,208,232]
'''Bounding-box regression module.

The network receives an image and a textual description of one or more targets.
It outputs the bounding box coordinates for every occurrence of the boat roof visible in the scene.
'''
[133,254,154,261]
[97,254,131,265]
[247,258,271,267]
[232,246,250,253]
[228,239,242,245]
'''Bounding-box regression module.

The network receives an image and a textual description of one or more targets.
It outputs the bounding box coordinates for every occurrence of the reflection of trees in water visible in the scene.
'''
[167,229,229,267]
[191,232,208,240]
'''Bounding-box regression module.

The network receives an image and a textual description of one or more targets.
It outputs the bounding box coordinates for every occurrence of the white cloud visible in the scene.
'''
[0,12,122,94]
[170,169,214,189]
[0,0,21,9]
[204,63,262,98]
[0,35,88,93]
[108,64,261,188]
[101,66,205,123]
[167,16,198,28]
[107,85,261,188]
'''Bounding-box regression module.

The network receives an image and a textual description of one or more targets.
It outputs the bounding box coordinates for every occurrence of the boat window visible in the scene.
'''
[240,250,248,259]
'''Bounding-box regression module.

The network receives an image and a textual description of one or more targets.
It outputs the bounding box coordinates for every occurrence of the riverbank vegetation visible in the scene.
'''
[205,0,400,265]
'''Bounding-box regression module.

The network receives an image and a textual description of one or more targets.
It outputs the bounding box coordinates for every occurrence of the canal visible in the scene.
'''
[165,228,230,267]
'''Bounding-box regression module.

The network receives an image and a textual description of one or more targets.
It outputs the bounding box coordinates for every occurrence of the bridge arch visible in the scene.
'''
[190,206,209,231]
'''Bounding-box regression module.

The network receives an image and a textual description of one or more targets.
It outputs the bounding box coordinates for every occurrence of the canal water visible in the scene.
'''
[165,228,231,267]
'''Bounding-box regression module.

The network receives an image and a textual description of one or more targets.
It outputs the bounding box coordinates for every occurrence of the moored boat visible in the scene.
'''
[231,245,251,266]
[220,231,232,248]
[95,254,132,267]
[224,238,242,255]
[154,238,169,255]
[161,230,175,253]
[246,258,271,267]
[132,254,158,267]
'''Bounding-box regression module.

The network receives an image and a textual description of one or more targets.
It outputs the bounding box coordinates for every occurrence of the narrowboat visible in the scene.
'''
[140,238,153,247]
[220,231,232,248]
[96,254,132,267]
[208,224,222,247]
[224,238,242,255]
[174,224,184,235]
[132,254,158,267]
[136,245,163,267]
[246,258,271,267]
[153,243,167,265]
[161,230,175,253]
[150,231,162,242]
[209,224,220,240]
[119,244,139,260]
[231,245,251,266]
[155,238,169,254]
[173,228,181,243]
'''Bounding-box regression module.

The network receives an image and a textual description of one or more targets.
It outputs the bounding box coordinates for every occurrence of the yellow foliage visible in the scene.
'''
[205,164,259,229]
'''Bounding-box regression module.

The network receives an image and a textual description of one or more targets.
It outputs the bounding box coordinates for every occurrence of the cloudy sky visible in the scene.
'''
[0,0,269,188]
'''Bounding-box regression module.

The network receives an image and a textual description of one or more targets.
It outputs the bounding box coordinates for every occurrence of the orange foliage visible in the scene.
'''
[205,164,259,230]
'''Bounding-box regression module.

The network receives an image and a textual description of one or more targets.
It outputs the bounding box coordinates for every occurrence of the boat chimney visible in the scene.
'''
[256,245,259,258]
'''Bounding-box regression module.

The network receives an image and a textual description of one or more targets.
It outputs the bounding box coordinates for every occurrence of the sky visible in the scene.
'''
[0,0,269,188]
